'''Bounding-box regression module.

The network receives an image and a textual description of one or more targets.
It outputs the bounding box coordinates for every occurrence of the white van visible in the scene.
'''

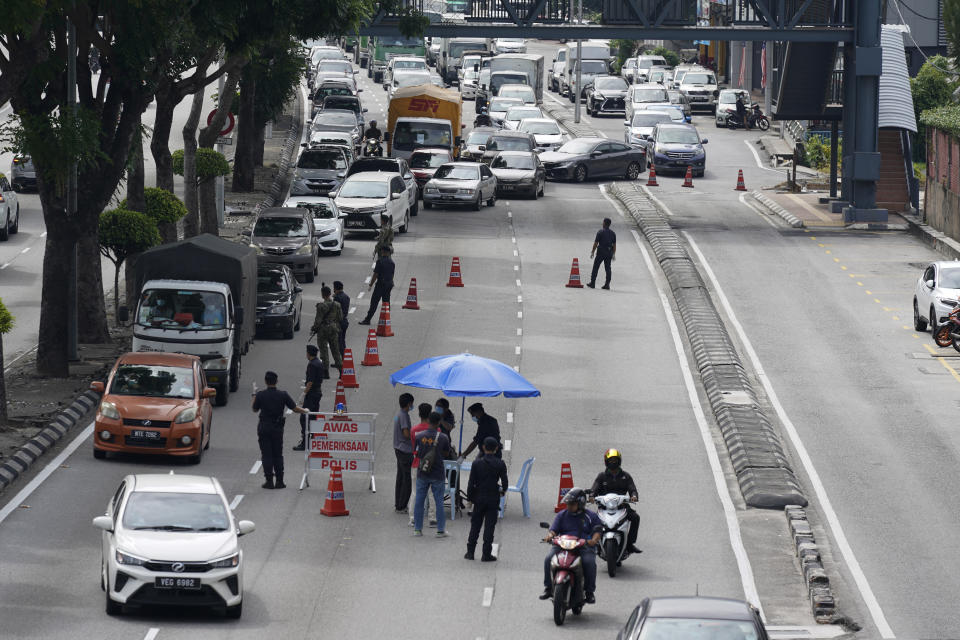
[635,55,668,83]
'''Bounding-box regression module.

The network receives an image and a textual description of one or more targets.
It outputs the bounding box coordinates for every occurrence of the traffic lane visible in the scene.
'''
[653,185,960,636]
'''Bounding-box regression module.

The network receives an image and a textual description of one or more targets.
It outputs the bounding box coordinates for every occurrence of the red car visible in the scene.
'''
[91,352,215,463]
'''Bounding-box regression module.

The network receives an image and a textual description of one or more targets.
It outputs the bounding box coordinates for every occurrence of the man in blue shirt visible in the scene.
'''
[540,487,602,604]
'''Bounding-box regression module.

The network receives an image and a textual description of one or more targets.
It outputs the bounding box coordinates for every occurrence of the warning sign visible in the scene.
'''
[300,411,377,492]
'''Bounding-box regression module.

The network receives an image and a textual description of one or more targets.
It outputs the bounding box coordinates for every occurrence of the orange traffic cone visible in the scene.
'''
[646,163,659,187]
[565,258,584,288]
[320,464,350,517]
[361,328,382,366]
[334,379,347,411]
[734,169,747,191]
[340,348,359,388]
[446,257,464,287]
[402,277,420,310]
[554,462,575,513]
[682,166,694,188]
[376,302,394,337]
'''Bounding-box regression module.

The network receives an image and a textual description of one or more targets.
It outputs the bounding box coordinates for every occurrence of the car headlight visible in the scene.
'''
[249,244,264,255]
[116,550,147,566]
[457,188,474,194]
[425,187,438,193]
[938,297,957,306]
[518,177,534,184]
[99,401,120,420]
[175,406,198,423]
[267,303,290,315]
[316,228,335,238]
[203,358,229,371]
[211,553,240,569]
[296,244,313,255]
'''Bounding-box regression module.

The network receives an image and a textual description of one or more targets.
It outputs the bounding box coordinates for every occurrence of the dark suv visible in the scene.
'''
[248,208,319,283]
[479,131,537,164]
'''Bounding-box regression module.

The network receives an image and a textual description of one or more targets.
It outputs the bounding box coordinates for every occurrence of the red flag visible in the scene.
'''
[738,42,746,88]
[760,42,767,89]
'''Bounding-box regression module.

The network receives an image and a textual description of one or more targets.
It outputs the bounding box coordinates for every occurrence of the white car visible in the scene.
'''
[502,105,544,130]
[517,118,565,152]
[461,69,479,99]
[489,96,524,122]
[914,261,960,331]
[334,172,410,235]
[283,196,345,255]
[493,38,527,54]
[93,474,255,618]
[0,173,20,241]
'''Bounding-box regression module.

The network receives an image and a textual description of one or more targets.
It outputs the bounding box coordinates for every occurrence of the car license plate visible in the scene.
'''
[441,195,455,200]
[155,577,201,590]
[131,430,160,440]
[347,221,365,228]
[500,185,514,191]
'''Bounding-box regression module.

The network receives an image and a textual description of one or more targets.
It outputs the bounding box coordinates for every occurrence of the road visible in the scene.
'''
[0,77,215,366]
[0,38,956,640]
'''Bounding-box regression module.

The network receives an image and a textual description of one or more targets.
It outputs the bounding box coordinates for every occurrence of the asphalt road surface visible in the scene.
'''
[1,40,957,640]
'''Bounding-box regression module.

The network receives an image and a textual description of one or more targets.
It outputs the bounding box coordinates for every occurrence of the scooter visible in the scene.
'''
[540,523,586,626]
[728,103,770,131]
[363,138,383,157]
[593,493,634,578]
[933,303,960,350]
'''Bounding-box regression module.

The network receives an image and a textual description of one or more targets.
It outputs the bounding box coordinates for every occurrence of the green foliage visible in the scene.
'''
[172,148,231,180]
[98,208,162,266]
[920,105,960,137]
[0,298,13,335]
[610,39,638,71]
[121,188,188,225]
[914,162,927,189]
[945,0,960,71]
[253,38,306,125]
[804,134,842,172]
[650,46,680,68]
[911,56,958,160]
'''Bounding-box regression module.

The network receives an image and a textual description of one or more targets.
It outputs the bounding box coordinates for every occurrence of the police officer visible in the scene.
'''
[459,402,501,460]
[587,217,616,290]
[311,285,343,376]
[372,213,394,260]
[293,345,325,452]
[333,280,350,357]
[252,371,307,489]
[359,245,395,325]
[464,437,508,561]
[589,448,642,554]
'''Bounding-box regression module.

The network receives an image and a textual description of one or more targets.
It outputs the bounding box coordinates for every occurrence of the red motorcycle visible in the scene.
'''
[540,523,587,626]
[933,304,960,351]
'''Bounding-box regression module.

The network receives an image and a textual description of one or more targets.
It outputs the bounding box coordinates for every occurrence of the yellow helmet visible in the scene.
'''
[604,448,621,466]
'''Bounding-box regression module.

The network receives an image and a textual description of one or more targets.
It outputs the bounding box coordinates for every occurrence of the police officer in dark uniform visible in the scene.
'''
[293,345,325,451]
[459,402,501,460]
[359,245,395,325]
[589,448,642,554]
[252,371,307,489]
[464,437,508,561]
[588,217,616,290]
[333,280,350,357]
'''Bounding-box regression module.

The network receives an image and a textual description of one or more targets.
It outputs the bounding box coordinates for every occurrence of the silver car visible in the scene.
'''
[422,162,498,210]
[624,111,673,147]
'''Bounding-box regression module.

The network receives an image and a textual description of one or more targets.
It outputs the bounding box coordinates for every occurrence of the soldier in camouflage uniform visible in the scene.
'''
[311,285,344,376]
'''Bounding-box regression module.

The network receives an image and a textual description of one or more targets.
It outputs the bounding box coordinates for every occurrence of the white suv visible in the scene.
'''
[914,261,960,331]
[0,172,20,241]
[335,172,410,235]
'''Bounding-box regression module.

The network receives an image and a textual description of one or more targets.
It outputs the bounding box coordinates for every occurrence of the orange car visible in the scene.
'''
[91,352,216,464]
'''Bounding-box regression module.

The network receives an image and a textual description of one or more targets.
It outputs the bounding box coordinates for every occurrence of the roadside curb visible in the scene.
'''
[751,190,805,228]
[901,210,960,261]
[785,505,838,622]
[251,89,304,219]
[0,390,100,492]
[541,101,602,138]
[608,181,807,510]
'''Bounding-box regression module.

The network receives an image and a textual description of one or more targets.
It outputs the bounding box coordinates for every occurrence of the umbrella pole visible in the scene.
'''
[456,398,466,514]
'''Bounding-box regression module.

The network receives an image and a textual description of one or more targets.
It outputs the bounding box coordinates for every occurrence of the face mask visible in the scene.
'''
[471,416,479,423]
[435,406,443,413]
[606,461,619,471]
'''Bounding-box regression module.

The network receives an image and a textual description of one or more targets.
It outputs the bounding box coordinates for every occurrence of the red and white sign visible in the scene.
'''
[207,109,236,136]
[301,411,377,492]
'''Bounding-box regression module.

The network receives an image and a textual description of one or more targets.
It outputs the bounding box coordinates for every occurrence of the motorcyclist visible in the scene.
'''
[590,448,642,555]
[474,107,492,128]
[735,93,747,129]
[540,487,602,604]
[364,119,382,142]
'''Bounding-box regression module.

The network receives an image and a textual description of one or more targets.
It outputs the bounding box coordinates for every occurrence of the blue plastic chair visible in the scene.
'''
[499,456,534,518]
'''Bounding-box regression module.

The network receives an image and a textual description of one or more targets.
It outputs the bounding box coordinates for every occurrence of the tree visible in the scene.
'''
[650,46,680,68]
[122,187,188,243]
[910,55,958,161]
[945,0,960,69]
[610,39,638,72]
[172,147,231,236]
[98,209,161,322]
[0,298,13,424]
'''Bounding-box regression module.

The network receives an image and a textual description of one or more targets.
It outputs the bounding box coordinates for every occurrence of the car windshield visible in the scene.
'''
[122,492,230,532]
[258,270,290,293]
[631,113,671,127]
[490,98,522,112]
[254,216,309,238]
[636,618,759,640]
[298,150,346,170]
[393,121,451,151]
[463,70,479,81]
[557,139,598,154]
[487,136,533,151]
[450,42,483,58]
[520,121,561,135]
[505,107,541,121]
[312,49,341,65]
[467,131,492,145]
[381,36,422,47]
[287,200,337,219]
[576,60,607,74]
[109,364,195,398]
[137,289,227,329]
[632,87,668,102]
[719,91,747,104]
[499,87,535,102]
[683,73,716,85]
[650,107,685,122]
[338,180,388,198]
[434,165,479,180]
[492,74,528,92]
[941,268,960,288]
[595,77,627,90]
[623,59,637,68]
[394,60,427,70]
[395,73,432,88]
[314,113,357,128]
[315,85,353,98]
[410,152,450,168]
[323,98,360,113]
[658,128,701,144]
[492,154,535,170]
[319,61,352,73]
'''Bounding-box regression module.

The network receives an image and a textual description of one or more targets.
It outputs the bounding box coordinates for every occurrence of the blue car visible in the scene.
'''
[645,123,707,177]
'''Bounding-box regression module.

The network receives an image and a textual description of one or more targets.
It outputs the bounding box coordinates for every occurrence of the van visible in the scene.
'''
[635,55,668,83]
[677,68,719,113]
[561,41,611,96]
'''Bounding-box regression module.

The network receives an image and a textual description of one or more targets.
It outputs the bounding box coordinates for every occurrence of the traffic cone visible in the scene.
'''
[334,379,347,411]
[376,302,394,337]
[361,328,382,366]
[402,277,420,310]
[682,165,694,188]
[734,169,747,191]
[320,465,350,517]
[565,258,584,288]
[554,462,574,513]
[446,257,464,287]
[646,163,659,187]
[340,348,359,388]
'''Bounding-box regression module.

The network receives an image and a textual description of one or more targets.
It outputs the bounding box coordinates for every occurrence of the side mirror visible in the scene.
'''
[481,84,487,91]
[294,285,303,293]
[234,306,244,325]
[383,84,388,91]
[354,69,359,74]
[623,120,630,126]
[339,212,349,219]
[117,306,129,322]
[357,88,363,93]
[391,192,402,200]
[240,228,252,237]
[90,381,105,393]
[384,132,391,142]
[92,515,114,532]
[362,108,368,113]
[590,150,602,157]
[926,279,935,288]
[701,138,708,144]
[455,136,462,146]
[203,387,217,398]
[237,520,256,536]
[301,142,308,147]
[473,64,479,72]
[478,145,486,151]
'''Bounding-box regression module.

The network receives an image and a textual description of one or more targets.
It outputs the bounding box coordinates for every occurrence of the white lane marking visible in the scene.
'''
[492,542,499,556]
[507,211,513,218]
[738,192,780,229]
[629,226,766,619]
[682,231,895,639]
[505,201,510,206]
[249,460,262,474]
[513,249,518,257]
[503,440,512,452]
[513,265,519,271]
[144,629,160,640]
[357,291,365,299]
[515,279,521,287]
[349,306,357,314]
[229,495,244,510]
[744,139,786,174]
[40,231,47,238]
[506,412,514,423]
[0,423,94,526]
[364,276,371,284]
[513,366,519,372]
[545,92,567,107]
[516,328,522,336]
[3,345,37,372]
[511,236,516,243]
[517,311,522,319]
[0,263,8,270]
[516,295,522,303]
[19,247,30,254]
[640,185,672,217]
[514,345,521,355]
[482,586,494,607]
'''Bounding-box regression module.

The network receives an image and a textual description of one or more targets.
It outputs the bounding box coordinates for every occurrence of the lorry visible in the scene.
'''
[385,84,463,160]
[366,36,426,84]
[126,234,257,407]
[439,37,490,84]
[561,40,612,96]
[354,36,370,68]
[476,53,544,107]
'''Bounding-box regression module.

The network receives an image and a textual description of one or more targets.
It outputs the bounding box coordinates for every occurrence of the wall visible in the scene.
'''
[924,125,960,240]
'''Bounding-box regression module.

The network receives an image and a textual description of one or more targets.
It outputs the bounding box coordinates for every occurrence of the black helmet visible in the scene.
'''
[563,487,587,509]
[604,448,621,470]
[370,120,377,127]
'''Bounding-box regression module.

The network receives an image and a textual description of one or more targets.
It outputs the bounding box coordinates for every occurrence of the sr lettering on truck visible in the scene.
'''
[409,97,439,114]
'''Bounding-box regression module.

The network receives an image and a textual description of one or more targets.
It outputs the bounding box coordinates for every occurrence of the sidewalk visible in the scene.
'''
[754,191,908,230]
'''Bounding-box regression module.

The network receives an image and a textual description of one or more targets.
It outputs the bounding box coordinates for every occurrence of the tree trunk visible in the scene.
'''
[124,253,142,314]
[199,178,218,235]
[254,121,266,167]
[127,113,146,213]
[35,184,73,377]
[199,68,240,148]
[151,80,177,194]
[182,89,205,238]
[76,227,111,343]
[113,261,122,324]
[231,65,257,192]
[0,333,7,423]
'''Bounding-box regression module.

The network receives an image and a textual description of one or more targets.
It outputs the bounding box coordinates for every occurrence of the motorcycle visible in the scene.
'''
[473,114,493,128]
[540,523,587,626]
[728,103,770,131]
[933,303,960,350]
[363,138,383,157]
[593,493,634,578]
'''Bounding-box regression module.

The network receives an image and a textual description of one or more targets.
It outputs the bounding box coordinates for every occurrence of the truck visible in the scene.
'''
[355,36,371,68]
[385,84,463,160]
[439,37,490,84]
[476,53,544,107]
[561,41,612,96]
[126,234,257,407]
[367,36,426,84]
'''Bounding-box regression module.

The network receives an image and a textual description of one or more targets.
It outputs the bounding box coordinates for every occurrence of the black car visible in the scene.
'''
[539,137,646,183]
[617,596,768,640]
[479,130,537,164]
[255,264,303,340]
[10,155,35,191]
[584,75,629,117]
[489,151,545,199]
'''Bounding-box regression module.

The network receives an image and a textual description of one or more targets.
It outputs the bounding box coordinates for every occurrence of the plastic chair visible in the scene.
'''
[499,456,534,518]
[443,459,471,521]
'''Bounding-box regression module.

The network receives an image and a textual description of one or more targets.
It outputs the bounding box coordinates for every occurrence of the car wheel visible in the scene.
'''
[472,194,482,211]
[625,162,641,180]
[294,308,301,331]
[225,601,243,619]
[10,206,18,234]
[487,191,496,207]
[573,164,587,183]
[215,385,228,407]
[313,261,319,276]
[914,298,927,331]
[188,429,203,464]
[411,197,419,216]
[204,422,211,450]
[93,448,106,459]
[305,267,315,283]
[399,212,409,233]
[229,354,241,393]
[105,578,122,616]
[931,306,938,333]
[283,324,294,339]
[538,179,545,197]
[0,211,8,241]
